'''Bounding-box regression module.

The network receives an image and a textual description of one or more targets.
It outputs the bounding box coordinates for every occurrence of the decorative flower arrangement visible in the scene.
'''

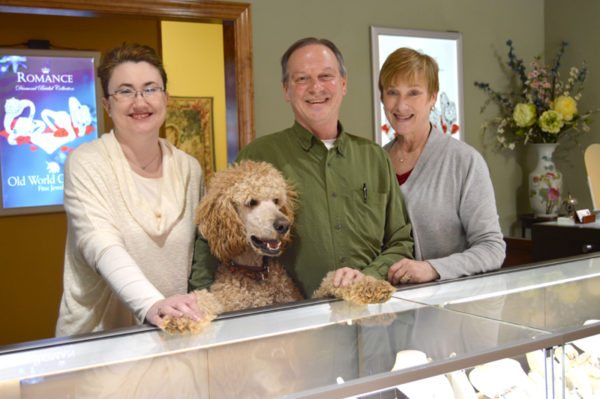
[475,40,595,150]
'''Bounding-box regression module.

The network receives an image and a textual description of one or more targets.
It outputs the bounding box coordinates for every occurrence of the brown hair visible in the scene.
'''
[280,37,347,84]
[378,47,439,98]
[97,43,167,97]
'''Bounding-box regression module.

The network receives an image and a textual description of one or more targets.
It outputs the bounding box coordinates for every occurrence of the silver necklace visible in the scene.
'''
[395,145,410,163]
[140,149,161,170]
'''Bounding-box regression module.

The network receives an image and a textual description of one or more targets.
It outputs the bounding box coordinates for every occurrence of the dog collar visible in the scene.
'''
[228,256,270,281]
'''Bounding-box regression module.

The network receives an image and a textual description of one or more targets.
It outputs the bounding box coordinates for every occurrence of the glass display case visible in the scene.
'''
[393,254,600,399]
[1,254,599,399]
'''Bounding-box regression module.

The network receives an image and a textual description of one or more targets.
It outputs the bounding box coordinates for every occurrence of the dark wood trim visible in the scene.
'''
[223,21,239,163]
[0,0,255,152]
[231,4,254,149]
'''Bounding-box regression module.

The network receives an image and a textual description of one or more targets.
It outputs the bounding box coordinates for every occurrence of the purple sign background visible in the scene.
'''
[0,52,100,211]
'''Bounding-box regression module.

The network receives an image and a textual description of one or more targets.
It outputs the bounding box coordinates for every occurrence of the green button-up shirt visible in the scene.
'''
[189,122,413,297]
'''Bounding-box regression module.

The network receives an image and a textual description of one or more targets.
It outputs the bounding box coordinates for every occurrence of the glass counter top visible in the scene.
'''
[393,255,600,307]
[0,297,556,399]
[445,275,600,338]
[5,256,600,398]
[1,298,418,382]
[392,254,600,342]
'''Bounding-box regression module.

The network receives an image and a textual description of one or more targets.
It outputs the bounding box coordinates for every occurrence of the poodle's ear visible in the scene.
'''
[195,192,247,262]
[280,179,298,226]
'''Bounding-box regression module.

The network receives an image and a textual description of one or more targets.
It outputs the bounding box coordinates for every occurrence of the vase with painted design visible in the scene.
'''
[528,143,562,216]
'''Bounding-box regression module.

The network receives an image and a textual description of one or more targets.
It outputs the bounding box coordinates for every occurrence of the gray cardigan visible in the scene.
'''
[385,127,505,279]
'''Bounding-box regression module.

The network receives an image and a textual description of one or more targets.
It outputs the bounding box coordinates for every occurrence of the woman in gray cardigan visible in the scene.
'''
[379,48,505,285]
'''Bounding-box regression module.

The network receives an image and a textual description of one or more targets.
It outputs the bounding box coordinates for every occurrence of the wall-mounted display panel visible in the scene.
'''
[0,49,101,216]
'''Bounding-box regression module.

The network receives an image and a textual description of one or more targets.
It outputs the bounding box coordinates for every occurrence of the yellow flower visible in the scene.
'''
[553,95,577,121]
[513,103,537,127]
[538,110,564,134]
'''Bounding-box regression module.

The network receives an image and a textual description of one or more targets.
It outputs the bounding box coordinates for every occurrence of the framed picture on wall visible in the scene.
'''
[370,27,464,146]
[166,96,215,179]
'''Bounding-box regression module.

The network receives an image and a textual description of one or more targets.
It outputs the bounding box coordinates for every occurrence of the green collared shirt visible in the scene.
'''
[189,122,413,297]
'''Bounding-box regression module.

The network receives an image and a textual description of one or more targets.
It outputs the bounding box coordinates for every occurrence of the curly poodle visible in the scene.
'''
[162,160,395,333]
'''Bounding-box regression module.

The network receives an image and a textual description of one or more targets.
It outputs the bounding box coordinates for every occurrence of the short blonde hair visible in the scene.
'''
[378,47,439,98]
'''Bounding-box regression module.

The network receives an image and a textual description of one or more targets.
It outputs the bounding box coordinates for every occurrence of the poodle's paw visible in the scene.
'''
[159,289,223,334]
[312,271,337,300]
[313,272,396,305]
[160,313,216,334]
[343,276,396,305]
[193,289,224,316]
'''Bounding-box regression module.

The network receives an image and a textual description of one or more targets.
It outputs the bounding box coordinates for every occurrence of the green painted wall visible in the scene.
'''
[225,0,548,236]
[545,0,600,211]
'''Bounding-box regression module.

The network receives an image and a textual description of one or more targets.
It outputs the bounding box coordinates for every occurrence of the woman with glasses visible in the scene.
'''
[56,43,204,336]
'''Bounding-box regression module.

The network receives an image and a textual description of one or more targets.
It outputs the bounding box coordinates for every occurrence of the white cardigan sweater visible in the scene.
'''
[56,132,202,336]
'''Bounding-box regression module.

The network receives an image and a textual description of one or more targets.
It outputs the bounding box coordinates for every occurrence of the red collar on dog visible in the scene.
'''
[228,256,270,281]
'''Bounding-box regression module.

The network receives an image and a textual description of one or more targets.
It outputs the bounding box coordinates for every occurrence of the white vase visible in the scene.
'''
[528,143,562,216]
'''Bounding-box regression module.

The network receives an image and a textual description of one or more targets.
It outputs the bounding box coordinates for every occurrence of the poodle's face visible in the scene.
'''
[197,160,297,261]
[237,192,290,257]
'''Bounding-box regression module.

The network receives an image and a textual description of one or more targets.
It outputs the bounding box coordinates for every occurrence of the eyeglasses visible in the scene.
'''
[108,86,165,101]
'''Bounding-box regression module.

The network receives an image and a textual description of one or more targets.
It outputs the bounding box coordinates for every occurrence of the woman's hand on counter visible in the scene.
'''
[145,293,203,326]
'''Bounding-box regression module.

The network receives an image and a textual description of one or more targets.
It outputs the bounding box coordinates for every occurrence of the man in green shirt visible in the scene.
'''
[189,37,413,297]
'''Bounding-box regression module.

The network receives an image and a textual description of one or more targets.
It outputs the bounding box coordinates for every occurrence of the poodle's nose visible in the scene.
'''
[273,218,290,235]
